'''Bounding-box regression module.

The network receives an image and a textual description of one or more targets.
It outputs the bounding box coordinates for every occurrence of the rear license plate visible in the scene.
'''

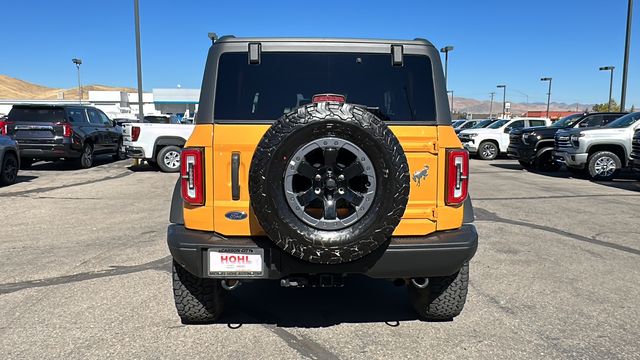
[208,248,264,277]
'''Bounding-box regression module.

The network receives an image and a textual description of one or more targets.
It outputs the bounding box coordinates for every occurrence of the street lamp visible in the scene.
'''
[540,77,552,118]
[440,45,454,89]
[599,66,615,111]
[497,84,507,118]
[447,90,454,114]
[71,58,82,103]
[134,0,144,120]
[620,0,633,111]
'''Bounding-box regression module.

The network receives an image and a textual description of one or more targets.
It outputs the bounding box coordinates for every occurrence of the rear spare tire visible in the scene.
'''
[249,102,410,264]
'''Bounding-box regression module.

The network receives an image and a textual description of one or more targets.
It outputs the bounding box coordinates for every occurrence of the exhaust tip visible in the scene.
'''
[410,278,429,289]
[221,279,241,291]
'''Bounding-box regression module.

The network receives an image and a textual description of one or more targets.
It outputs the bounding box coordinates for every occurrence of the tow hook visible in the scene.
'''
[221,279,241,291]
[410,277,429,289]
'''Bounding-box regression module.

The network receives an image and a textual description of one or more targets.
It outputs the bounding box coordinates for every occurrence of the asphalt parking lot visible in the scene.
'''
[1,156,639,359]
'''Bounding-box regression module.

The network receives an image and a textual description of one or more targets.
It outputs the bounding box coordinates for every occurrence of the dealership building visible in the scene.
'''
[0,88,200,120]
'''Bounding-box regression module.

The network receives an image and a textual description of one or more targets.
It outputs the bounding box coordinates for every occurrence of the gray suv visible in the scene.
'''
[554,112,640,180]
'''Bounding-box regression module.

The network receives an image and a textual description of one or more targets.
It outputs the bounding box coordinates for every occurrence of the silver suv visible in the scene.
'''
[554,112,640,180]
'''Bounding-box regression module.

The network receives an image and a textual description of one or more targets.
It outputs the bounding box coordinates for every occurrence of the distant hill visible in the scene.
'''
[452,96,593,115]
[0,74,136,100]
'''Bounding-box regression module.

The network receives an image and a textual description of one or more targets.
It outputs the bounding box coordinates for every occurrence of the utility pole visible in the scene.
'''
[440,46,454,89]
[541,77,552,118]
[599,66,615,111]
[620,0,633,111]
[72,58,82,103]
[134,0,144,120]
[489,92,495,118]
[497,85,507,118]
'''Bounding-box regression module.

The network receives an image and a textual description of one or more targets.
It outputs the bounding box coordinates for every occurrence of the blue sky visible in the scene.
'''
[1,0,637,106]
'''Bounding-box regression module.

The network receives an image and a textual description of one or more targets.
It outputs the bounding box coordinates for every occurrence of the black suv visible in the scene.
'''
[5,104,126,168]
[508,112,626,170]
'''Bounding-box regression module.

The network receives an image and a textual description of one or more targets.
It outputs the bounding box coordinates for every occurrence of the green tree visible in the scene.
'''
[630,105,635,112]
[592,99,620,112]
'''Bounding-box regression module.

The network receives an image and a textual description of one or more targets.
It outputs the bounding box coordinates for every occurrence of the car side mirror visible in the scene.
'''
[504,127,512,133]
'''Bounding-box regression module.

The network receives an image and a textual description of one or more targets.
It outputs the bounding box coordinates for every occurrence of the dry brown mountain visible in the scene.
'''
[0,74,136,100]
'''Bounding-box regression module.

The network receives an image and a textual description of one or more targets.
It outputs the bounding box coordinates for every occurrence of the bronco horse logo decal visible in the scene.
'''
[412,165,430,186]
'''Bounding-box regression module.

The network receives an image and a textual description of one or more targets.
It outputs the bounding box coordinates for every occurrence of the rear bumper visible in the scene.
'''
[167,224,478,279]
[553,150,588,168]
[125,146,145,159]
[17,142,80,159]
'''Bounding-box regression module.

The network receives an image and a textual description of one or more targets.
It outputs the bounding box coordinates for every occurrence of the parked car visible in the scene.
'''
[122,117,195,172]
[0,135,19,186]
[458,117,551,160]
[167,36,477,324]
[454,119,482,134]
[508,112,626,170]
[3,104,126,168]
[554,112,640,180]
[469,118,498,129]
[631,128,640,173]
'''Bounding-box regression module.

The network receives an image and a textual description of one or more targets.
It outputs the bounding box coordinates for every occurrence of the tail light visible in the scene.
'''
[55,122,73,137]
[131,126,141,141]
[312,94,346,103]
[181,148,204,205]
[445,149,469,206]
[0,120,10,135]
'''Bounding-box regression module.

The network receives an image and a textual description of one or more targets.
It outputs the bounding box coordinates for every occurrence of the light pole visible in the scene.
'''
[71,58,82,103]
[489,92,495,118]
[134,0,144,120]
[497,85,506,118]
[620,0,633,111]
[599,66,615,111]
[447,90,454,114]
[440,45,454,89]
[540,77,552,118]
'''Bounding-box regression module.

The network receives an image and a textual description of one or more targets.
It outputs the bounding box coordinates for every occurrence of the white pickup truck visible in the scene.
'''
[458,117,551,160]
[122,115,195,172]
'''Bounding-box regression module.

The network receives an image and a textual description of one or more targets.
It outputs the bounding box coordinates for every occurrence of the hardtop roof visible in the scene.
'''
[215,36,435,47]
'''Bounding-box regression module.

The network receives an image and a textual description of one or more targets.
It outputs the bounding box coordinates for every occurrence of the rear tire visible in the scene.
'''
[587,151,621,181]
[0,153,19,186]
[113,138,127,160]
[478,141,498,160]
[408,262,469,321]
[172,261,224,324]
[156,146,181,173]
[76,143,94,169]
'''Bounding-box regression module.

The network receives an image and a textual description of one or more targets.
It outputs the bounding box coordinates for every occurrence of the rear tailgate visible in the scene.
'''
[6,106,67,144]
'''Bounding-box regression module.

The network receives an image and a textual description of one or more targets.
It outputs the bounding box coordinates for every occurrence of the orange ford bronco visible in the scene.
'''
[168,36,477,323]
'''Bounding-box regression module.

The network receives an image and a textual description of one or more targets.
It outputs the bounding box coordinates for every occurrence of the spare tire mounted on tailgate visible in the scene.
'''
[249,101,410,264]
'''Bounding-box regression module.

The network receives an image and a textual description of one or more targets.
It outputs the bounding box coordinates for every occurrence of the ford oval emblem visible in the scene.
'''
[225,211,248,220]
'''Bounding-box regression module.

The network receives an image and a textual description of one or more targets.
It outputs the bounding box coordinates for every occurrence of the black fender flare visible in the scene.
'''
[169,179,184,224]
[153,136,186,158]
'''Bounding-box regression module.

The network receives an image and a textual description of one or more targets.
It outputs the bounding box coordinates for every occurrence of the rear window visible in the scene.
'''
[8,107,66,122]
[214,52,437,122]
[144,116,170,124]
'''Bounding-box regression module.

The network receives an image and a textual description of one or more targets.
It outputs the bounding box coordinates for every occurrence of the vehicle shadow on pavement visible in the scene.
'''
[220,276,419,328]
[14,175,38,184]
[25,156,122,171]
[127,163,158,172]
